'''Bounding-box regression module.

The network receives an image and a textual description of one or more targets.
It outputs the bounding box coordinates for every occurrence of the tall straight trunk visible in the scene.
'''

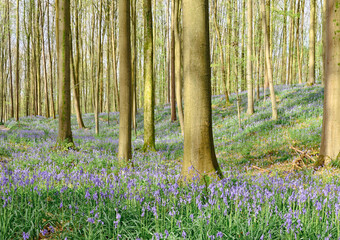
[213,0,230,105]
[170,0,177,122]
[131,0,137,132]
[226,0,232,94]
[167,0,171,104]
[174,0,184,135]
[118,0,132,162]
[72,0,85,129]
[15,0,20,121]
[246,0,254,115]
[41,2,50,118]
[281,0,287,85]
[106,0,111,124]
[56,0,73,144]
[143,0,156,151]
[7,0,14,119]
[111,1,119,112]
[308,0,316,85]
[47,1,55,119]
[298,0,306,84]
[321,0,326,85]
[287,0,295,85]
[316,0,340,167]
[95,1,103,135]
[261,0,277,120]
[181,0,222,180]
[263,0,270,99]
[241,0,246,92]
[294,0,301,84]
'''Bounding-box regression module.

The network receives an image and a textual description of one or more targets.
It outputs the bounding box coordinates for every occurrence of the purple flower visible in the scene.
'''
[87,218,95,224]
[22,232,29,240]
[182,231,187,239]
[216,232,223,238]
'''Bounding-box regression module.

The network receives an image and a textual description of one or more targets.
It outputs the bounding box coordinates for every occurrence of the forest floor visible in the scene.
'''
[1,84,339,239]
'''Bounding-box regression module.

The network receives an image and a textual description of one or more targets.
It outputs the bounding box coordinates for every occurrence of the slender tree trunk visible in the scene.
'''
[316,0,340,167]
[118,0,132,162]
[261,0,278,120]
[170,0,177,122]
[281,0,287,85]
[321,0,326,86]
[174,0,184,135]
[15,0,20,121]
[131,0,137,133]
[41,2,50,118]
[181,0,222,180]
[56,0,73,144]
[308,0,316,86]
[47,1,56,119]
[95,1,103,135]
[111,1,119,112]
[213,0,230,106]
[246,0,254,115]
[7,0,14,119]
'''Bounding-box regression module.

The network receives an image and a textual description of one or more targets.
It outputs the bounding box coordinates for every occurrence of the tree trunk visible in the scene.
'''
[56,0,73,145]
[131,0,137,133]
[316,0,340,167]
[213,0,230,106]
[170,0,177,122]
[118,0,132,162]
[7,0,14,119]
[246,0,254,115]
[261,0,278,120]
[181,0,222,180]
[308,0,316,86]
[281,0,287,85]
[143,0,156,151]
[174,0,184,135]
[15,0,20,121]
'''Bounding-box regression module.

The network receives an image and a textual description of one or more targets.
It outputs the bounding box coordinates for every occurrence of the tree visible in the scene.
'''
[170,0,176,122]
[174,0,184,135]
[308,0,316,86]
[56,0,73,144]
[143,0,155,151]
[118,0,132,162]
[246,0,254,115]
[315,0,340,167]
[15,0,20,121]
[261,0,278,120]
[181,0,222,179]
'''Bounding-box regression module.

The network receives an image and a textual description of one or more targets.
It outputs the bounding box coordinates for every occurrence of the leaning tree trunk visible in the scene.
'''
[316,0,340,168]
[143,0,156,151]
[181,0,223,180]
[118,0,132,162]
[56,0,73,144]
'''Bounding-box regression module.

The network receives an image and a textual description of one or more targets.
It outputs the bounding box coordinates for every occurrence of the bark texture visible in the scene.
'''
[118,0,132,162]
[181,0,222,180]
[143,0,156,151]
[316,0,340,167]
[56,0,73,144]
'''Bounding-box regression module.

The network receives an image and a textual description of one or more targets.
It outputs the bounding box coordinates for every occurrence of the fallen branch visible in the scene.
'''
[252,165,270,172]
[290,146,316,162]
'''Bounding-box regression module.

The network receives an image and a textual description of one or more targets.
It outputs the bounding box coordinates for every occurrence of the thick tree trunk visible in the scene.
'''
[316,0,340,167]
[143,0,156,151]
[118,0,132,162]
[56,0,73,144]
[181,0,222,180]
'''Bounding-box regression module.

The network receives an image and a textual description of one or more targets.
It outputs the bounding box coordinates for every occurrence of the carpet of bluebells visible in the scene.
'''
[1,85,339,239]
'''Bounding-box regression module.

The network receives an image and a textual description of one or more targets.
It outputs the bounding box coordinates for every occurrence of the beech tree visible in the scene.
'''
[316,0,340,167]
[181,0,222,179]
[143,0,156,151]
[56,0,73,144]
[118,0,132,162]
